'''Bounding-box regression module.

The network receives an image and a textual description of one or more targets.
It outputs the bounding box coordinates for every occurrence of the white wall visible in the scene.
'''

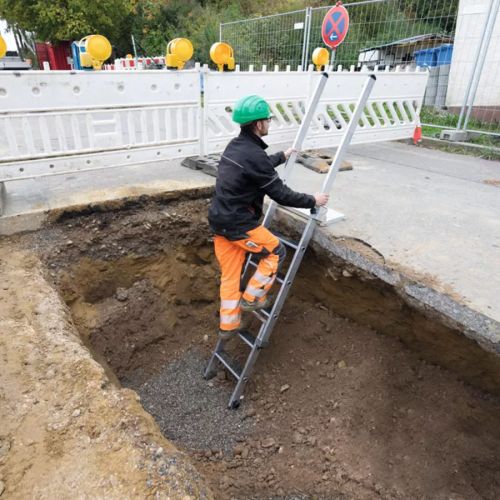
[446,0,500,107]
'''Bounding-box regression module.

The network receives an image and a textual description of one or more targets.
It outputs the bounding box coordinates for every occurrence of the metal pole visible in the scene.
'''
[314,74,376,220]
[456,0,498,129]
[131,34,138,69]
[301,7,312,70]
[462,0,500,130]
[219,23,222,43]
[262,72,329,227]
[300,9,308,70]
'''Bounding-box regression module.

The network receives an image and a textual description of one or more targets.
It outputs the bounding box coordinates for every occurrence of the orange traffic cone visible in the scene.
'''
[413,120,422,145]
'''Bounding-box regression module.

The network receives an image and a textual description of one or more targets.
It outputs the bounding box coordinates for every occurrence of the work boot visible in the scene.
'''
[218,329,238,341]
[240,296,271,312]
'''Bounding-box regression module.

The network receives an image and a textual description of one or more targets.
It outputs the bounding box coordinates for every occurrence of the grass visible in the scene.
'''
[420,106,500,161]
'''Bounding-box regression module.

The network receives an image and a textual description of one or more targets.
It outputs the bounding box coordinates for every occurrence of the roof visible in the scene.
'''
[360,33,454,52]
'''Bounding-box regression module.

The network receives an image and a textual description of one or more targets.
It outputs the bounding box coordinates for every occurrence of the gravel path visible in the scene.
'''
[126,349,253,453]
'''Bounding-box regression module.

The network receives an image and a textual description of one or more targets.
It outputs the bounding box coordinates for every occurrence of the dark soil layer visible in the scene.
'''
[32,194,500,499]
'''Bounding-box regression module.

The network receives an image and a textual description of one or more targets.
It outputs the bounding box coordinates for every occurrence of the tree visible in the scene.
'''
[0,0,134,44]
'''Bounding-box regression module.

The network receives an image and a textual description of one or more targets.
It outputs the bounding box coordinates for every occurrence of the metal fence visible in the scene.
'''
[220,0,500,144]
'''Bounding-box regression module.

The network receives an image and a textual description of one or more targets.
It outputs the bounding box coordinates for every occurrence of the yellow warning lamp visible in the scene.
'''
[166,38,194,69]
[79,34,112,70]
[125,53,133,59]
[210,42,235,72]
[0,35,7,60]
[312,47,329,71]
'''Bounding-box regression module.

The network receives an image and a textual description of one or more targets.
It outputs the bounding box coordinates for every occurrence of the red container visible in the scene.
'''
[35,41,72,70]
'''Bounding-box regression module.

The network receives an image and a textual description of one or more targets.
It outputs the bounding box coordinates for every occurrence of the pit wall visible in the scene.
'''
[275,209,500,395]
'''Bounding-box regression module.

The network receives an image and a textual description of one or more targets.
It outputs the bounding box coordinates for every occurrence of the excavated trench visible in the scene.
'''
[36,192,500,499]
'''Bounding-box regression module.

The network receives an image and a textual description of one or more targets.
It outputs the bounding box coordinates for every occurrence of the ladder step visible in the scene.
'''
[215,351,242,380]
[238,329,257,348]
[274,232,299,251]
[252,309,270,322]
[279,237,299,250]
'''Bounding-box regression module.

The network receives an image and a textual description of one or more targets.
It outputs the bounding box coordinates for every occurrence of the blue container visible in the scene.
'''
[414,48,437,67]
[436,44,453,65]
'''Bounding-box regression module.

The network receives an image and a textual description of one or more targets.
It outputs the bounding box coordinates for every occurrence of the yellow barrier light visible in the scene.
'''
[210,42,235,72]
[166,38,193,70]
[0,35,7,60]
[312,47,329,71]
[79,34,112,70]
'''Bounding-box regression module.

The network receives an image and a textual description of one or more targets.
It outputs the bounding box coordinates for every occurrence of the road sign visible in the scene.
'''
[321,4,350,49]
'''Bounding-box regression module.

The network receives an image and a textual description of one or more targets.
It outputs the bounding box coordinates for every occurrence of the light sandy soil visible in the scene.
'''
[0,242,212,499]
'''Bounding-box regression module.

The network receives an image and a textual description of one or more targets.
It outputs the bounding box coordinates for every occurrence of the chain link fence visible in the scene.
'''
[220,0,500,147]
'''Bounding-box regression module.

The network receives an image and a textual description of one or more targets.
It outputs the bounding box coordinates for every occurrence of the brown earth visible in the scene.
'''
[1,194,499,499]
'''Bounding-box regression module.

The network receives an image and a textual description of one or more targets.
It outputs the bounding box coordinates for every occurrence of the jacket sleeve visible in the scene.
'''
[268,151,286,168]
[249,152,316,209]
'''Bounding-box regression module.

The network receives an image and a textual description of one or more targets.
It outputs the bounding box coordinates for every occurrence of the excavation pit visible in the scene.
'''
[3,191,500,499]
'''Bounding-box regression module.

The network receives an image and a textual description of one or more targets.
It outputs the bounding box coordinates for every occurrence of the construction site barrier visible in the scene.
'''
[0,65,428,193]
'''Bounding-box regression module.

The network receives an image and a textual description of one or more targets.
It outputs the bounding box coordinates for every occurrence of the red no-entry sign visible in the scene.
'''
[321,4,350,49]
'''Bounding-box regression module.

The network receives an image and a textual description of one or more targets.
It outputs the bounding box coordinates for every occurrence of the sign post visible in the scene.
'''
[321,1,350,67]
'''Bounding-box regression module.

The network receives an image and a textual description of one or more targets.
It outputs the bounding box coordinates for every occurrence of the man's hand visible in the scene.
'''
[284,148,297,160]
[314,192,329,206]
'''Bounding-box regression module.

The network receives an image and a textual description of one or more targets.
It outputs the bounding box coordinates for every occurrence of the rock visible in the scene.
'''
[203,334,209,343]
[342,269,352,278]
[71,409,81,418]
[116,288,128,301]
[0,480,4,496]
[216,370,226,381]
[242,408,256,420]
[337,360,347,369]
[241,447,249,459]
[279,384,290,393]
[261,438,276,449]
[307,436,318,446]
[292,431,303,444]
[66,240,73,246]
[233,444,244,456]
[154,447,164,458]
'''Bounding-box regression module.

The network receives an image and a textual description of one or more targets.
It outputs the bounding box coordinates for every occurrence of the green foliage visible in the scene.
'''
[0,0,134,44]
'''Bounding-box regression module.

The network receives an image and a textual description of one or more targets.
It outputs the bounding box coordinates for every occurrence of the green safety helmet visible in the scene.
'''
[232,95,272,125]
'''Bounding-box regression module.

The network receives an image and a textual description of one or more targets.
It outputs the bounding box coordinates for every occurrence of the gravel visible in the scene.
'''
[125,349,253,453]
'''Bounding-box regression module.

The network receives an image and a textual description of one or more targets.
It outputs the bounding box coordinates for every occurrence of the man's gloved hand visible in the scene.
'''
[314,192,329,206]
[284,147,297,160]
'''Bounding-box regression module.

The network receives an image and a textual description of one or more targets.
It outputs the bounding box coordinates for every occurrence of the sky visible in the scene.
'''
[1,19,17,51]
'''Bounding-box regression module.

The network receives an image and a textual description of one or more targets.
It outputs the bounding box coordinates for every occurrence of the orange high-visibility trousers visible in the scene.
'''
[214,225,284,331]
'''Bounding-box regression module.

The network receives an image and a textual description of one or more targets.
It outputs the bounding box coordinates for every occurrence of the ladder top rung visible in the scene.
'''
[215,351,242,380]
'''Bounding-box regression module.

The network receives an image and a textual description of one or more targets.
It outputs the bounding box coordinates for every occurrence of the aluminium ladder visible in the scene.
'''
[204,72,377,409]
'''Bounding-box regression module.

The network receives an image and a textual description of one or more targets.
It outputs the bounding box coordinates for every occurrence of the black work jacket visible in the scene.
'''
[208,129,316,239]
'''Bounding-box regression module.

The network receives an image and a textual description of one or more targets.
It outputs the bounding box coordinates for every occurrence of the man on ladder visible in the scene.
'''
[208,95,329,341]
